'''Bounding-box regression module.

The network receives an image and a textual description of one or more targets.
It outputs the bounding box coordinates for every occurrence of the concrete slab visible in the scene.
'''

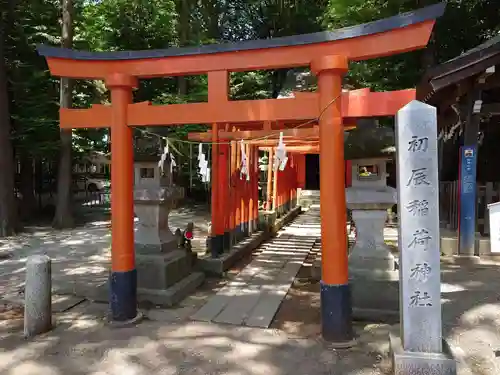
[191,208,319,328]
[212,266,284,325]
[190,263,264,322]
[246,260,307,328]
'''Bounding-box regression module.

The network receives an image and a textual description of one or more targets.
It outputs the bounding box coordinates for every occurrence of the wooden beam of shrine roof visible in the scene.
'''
[188,125,356,142]
[260,145,320,154]
[217,122,316,130]
[38,4,444,78]
[199,126,355,142]
[59,90,415,129]
[203,127,319,140]
[251,140,319,147]
[418,33,500,101]
[226,119,357,129]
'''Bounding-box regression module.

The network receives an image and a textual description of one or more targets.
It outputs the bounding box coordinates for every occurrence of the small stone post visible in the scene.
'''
[390,101,457,374]
[24,255,52,338]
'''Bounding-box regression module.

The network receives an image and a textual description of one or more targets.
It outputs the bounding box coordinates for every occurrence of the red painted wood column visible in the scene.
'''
[266,149,274,210]
[236,138,242,240]
[254,146,260,231]
[241,142,249,236]
[291,154,297,208]
[276,167,281,214]
[282,165,286,214]
[229,138,237,245]
[208,70,229,252]
[290,156,295,209]
[106,73,139,323]
[283,162,288,212]
[248,144,254,233]
[219,139,230,250]
[293,154,299,208]
[312,55,353,345]
[296,153,305,208]
[272,147,278,213]
[210,123,224,257]
[297,154,306,189]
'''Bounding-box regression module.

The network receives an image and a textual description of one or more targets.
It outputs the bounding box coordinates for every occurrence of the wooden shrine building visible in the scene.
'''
[418,32,500,259]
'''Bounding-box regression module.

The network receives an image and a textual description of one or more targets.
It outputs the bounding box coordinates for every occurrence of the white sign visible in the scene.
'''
[488,201,500,254]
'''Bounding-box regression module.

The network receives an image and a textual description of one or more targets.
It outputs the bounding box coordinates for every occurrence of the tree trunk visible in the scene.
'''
[416,0,436,70]
[271,70,288,98]
[19,154,37,221]
[52,0,74,229]
[176,0,190,96]
[0,15,19,237]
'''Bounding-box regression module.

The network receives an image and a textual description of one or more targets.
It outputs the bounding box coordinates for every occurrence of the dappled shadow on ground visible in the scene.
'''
[3,207,500,374]
[272,255,500,375]
[0,206,390,374]
[439,259,500,375]
[0,206,211,303]
[0,301,389,375]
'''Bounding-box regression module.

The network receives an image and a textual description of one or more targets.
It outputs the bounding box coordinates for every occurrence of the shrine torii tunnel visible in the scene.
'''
[37,2,445,346]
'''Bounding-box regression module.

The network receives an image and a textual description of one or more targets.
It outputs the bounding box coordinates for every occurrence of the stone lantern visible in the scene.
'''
[134,155,184,252]
[133,154,204,305]
[346,157,398,278]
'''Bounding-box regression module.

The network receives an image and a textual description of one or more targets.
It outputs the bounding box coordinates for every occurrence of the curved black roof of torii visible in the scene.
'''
[37,3,445,61]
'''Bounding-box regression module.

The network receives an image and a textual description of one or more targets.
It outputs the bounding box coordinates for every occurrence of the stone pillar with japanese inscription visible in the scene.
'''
[390,101,457,375]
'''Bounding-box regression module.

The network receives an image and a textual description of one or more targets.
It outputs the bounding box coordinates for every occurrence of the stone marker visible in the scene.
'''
[390,101,457,375]
[24,255,52,338]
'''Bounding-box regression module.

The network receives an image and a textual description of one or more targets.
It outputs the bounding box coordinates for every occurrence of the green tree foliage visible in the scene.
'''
[1,0,499,234]
[323,0,500,90]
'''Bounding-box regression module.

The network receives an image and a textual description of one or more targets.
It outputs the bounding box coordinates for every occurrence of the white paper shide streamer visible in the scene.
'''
[198,143,210,183]
[240,140,250,181]
[158,139,177,176]
[274,132,288,171]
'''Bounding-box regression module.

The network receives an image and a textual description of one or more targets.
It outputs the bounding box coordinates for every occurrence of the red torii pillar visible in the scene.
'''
[296,154,306,190]
[253,146,260,230]
[229,139,238,245]
[107,73,138,322]
[242,143,250,236]
[220,141,231,250]
[236,137,242,240]
[266,148,274,210]
[272,149,278,212]
[211,123,225,257]
[312,56,353,345]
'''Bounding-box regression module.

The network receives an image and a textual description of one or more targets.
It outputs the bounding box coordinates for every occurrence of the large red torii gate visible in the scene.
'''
[37,2,445,346]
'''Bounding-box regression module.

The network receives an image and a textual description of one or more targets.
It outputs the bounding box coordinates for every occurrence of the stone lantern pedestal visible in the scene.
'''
[345,157,399,320]
[133,157,204,306]
[347,195,398,277]
[134,187,185,253]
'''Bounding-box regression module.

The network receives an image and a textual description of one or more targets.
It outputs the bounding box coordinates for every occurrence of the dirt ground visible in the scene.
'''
[0,246,393,375]
[1,212,500,374]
